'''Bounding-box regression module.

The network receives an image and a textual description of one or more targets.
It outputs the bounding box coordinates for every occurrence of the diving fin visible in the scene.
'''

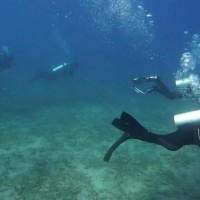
[104,112,148,162]
[103,133,130,162]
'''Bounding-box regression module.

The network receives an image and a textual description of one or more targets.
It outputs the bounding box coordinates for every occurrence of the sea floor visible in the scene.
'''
[0,87,200,200]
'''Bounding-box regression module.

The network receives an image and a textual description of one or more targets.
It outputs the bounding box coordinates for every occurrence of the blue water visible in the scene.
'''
[1,1,200,84]
[1,1,200,199]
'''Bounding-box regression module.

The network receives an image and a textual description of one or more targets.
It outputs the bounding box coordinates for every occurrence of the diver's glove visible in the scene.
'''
[104,112,148,162]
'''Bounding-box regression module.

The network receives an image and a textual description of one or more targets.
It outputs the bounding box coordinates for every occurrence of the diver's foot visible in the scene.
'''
[132,76,159,84]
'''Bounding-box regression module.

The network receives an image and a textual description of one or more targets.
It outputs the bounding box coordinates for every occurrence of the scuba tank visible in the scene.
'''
[52,62,69,72]
[174,110,200,127]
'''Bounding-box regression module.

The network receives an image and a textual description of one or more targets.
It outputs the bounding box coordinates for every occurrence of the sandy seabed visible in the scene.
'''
[0,90,200,200]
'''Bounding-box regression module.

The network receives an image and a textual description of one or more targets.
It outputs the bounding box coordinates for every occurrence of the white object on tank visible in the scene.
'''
[174,110,200,126]
[175,78,190,87]
[52,63,67,72]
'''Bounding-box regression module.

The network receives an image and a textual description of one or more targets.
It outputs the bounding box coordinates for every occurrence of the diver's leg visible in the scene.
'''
[132,76,161,95]
[153,78,182,99]
[33,71,47,81]
[114,112,200,150]
[112,113,168,147]
[131,76,173,97]
[124,128,198,151]
[154,78,171,93]
[160,126,200,150]
[33,71,54,81]
[105,112,200,161]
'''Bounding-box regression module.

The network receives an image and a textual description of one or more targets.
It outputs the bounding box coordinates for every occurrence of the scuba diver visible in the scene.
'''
[104,111,200,162]
[0,46,14,70]
[33,62,78,81]
[132,76,183,99]
[104,41,200,162]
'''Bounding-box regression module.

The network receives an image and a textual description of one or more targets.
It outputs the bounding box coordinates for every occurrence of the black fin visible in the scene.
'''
[104,112,148,162]
[112,118,132,133]
[113,112,147,137]
[103,133,130,162]
[120,112,141,126]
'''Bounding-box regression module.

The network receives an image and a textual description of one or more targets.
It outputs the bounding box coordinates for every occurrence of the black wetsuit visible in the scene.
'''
[104,112,200,162]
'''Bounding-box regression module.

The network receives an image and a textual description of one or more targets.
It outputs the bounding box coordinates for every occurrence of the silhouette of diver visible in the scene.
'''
[104,111,200,162]
[0,46,14,71]
[132,76,183,99]
[33,62,78,81]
